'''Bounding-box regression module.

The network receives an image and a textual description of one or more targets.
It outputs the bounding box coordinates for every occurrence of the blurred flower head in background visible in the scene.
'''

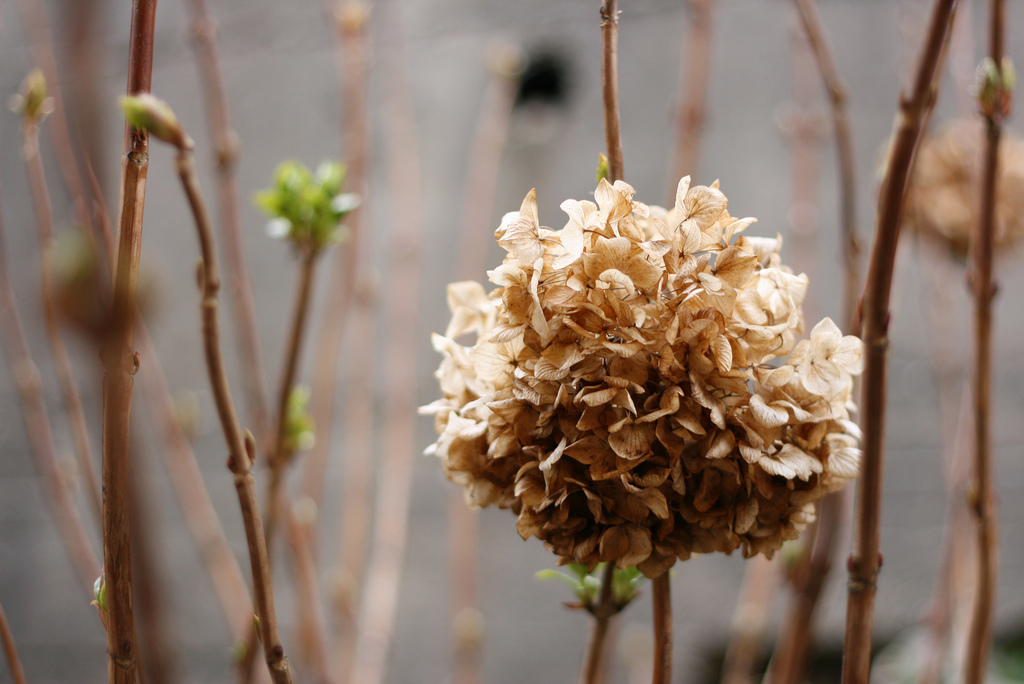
[904,119,1024,259]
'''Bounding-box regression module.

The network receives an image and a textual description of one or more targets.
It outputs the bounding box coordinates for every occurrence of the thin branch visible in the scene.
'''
[10,0,96,242]
[669,0,713,195]
[0,600,27,684]
[265,248,319,551]
[102,2,160,680]
[286,500,332,683]
[720,554,776,684]
[578,563,617,684]
[449,44,522,684]
[136,324,255,641]
[173,146,293,684]
[20,106,103,530]
[185,0,272,440]
[842,1,958,681]
[651,574,672,684]
[914,236,976,684]
[964,1,1005,680]
[88,159,255,643]
[794,0,860,327]
[303,1,371,511]
[130,449,176,684]
[792,0,860,329]
[766,493,845,684]
[0,138,101,596]
[600,0,623,182]
[347,2,422,680]
[330,285,375,684]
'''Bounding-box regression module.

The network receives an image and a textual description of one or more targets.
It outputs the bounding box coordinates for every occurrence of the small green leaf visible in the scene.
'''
[93,575,107,612]
[596,153,609,183]
[535,568,583,592]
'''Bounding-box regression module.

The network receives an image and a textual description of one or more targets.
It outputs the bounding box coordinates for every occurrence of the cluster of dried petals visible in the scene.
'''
[424,177,862,578]
[904,119,1024,258]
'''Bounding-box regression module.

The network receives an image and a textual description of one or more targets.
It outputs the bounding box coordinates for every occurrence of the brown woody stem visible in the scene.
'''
[964,1,1004,681]
[265,248,319,549]
[87,161,255,644]
[578,563,617,684]
[600,0,624,182]
[173,147,292,684]
[842,1,958,681]
[102,2,159,681]
[651,573,672,684]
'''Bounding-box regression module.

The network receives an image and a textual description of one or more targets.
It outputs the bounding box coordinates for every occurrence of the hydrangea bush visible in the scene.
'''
[424,177,862,578]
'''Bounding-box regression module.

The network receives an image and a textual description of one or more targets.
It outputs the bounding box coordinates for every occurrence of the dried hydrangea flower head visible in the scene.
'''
[904,119,1024,258]
[424,178,862,578]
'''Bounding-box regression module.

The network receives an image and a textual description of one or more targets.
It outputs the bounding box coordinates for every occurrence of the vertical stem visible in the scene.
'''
[174,149,292,684]
[578,563,616,684]
[792,0,860,329]
[89,165,255,643]
[347,2,421,681]
[0,600,27,684]
[130,443,175,684]
[964,2,1004,681]
[103,3,159,682]
[669,0,713,194]
[600,0,623,182]
[721,554,777,684]
[448,45,521,684]
[10,0,96,241]
[21,114,103,530]
[841,1,958,682]
[265,249,319,550]
[185,0,272,441]
[651,574,672,684]
[303,0,371,511]
[0,136,101,596]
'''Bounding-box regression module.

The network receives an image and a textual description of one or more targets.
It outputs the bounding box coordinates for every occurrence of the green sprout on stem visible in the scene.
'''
[536,562,645,614]
[283,385,315,454]
[255,160,360,254]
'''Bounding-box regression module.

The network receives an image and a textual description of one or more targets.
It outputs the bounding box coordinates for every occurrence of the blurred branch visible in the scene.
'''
[0,138,101,595]
[448,43,522,684]
[669,0,713,195]
[18,81,103,530]
[0,600,27,684]
[721,554,775,684]
[304,1,371,516]
[185,0,272,440]
[842,1,958,680]
[10,0,96,241]
[347,2,422,681]
[792,0,860,329]
[964,1,1007,680]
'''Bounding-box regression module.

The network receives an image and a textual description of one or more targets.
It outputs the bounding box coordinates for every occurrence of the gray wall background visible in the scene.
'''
[1,0,1023,682]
